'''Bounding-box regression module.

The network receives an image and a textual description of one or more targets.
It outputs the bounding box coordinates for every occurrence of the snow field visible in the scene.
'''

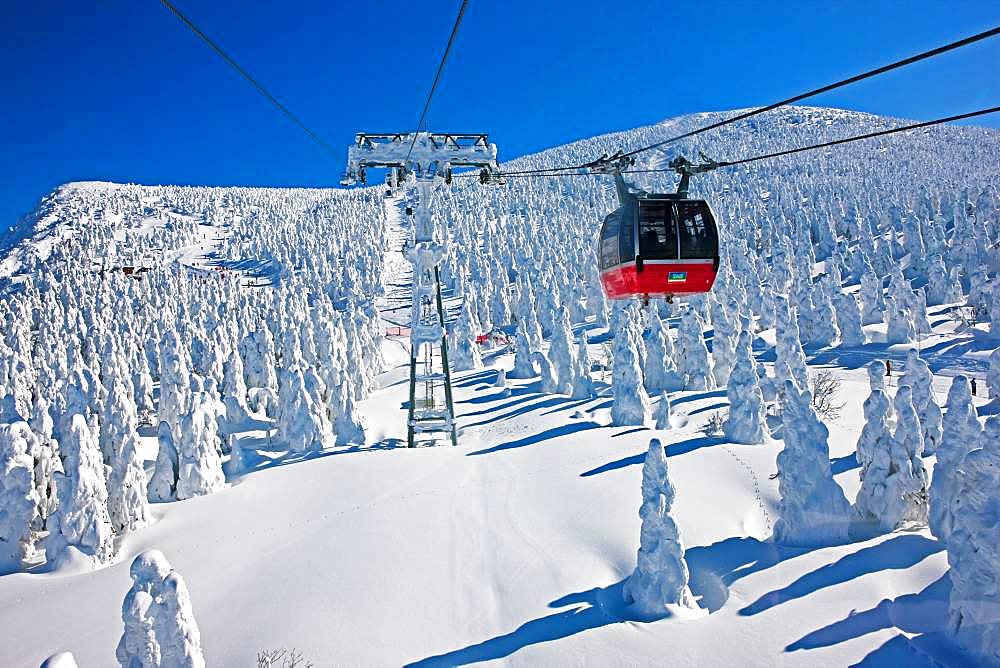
[1,104,998,666]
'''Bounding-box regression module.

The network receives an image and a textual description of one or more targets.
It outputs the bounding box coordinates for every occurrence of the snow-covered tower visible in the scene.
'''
[342,132,501,447]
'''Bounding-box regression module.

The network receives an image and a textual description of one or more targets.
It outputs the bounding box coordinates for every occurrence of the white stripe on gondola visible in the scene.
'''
[643,259,715,265]
[600,258,715,272]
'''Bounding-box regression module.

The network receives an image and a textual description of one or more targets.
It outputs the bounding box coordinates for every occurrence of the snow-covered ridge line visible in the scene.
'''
[500,104,1000,175]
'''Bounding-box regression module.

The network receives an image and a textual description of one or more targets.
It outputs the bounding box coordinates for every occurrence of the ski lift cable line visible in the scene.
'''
[713,105,1000,168]
[403,0,470,164]
[158,0,340,159]
[498,24,1000,176]
[454,105,1000,179]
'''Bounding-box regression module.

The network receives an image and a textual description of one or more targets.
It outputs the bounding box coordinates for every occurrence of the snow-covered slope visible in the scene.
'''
[1,106,998,667]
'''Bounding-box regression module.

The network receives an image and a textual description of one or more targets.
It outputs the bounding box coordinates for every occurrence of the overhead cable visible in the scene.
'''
[159,0,339,159]
[499,25,1000,176]
[404,0,470,163]
[455,105,1000,179]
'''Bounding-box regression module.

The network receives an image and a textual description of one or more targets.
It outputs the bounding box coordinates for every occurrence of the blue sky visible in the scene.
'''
[2,1,998,228]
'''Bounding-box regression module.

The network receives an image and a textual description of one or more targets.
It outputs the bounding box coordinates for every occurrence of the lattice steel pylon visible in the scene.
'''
[342,132,502,447]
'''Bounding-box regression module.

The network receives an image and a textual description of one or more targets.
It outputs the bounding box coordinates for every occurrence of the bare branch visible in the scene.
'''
[810,370,846,420]
[258,649,313,668]
[702,409,728,436]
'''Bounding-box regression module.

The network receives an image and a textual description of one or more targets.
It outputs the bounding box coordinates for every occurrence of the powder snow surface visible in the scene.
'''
[2,247,986,668]
[1,106,996,667]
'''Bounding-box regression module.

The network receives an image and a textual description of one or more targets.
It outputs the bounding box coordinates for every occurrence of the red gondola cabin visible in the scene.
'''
[598,176,719,300]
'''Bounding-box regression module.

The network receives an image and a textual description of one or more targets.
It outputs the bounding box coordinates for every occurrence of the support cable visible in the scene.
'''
[159,0,339,159]
[454,105,1000,179]
[404,0,470,163]
[714,105,1000,168]
[498,25,1000,176]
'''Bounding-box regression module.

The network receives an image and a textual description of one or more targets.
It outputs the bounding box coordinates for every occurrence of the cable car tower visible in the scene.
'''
[342,132,501,447]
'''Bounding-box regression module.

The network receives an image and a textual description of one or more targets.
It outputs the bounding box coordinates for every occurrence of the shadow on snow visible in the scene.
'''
[405,582,627,667]
[580,436,727,477]
[240,439,406,475]
[787,571,950,653]
[466,421,602,456]
[830,452,860,475]
[740,534,944,617]
[461,396,577,430]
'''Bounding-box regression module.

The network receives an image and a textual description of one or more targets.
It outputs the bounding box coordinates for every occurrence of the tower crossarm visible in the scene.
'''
[341,131,500,186]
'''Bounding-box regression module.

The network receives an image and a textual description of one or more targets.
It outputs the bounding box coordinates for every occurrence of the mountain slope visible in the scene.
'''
[0,106,997,667]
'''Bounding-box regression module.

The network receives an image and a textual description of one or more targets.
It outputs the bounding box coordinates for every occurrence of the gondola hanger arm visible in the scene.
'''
[669,153,722,197]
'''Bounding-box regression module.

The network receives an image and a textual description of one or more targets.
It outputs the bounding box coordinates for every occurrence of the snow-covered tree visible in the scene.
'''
[860,270,885,325]
[507,326,537,380]
[925,254,959,306]
[854,388,926,531]
[587,273,609,328]
[855,389,892,472]
[911,288,933,338]
[773,380,851,546]
[900,350,942,455]
[532,350,560,395]
[989,282,1000,340]
[157,572,206,667]
[654,393,672,430]
[834,290,865,347]
[947,416,1000,665]
[888,386,929,524]
[450,298,482,372]
[643,311,683,394]
[929,376,980,544]
[45,414,115,567]
[773,298,809,391]
[967,263,991,311]
[675,308,714,391]
[547,306,575,395]
[622,438,695,615]
[106,392,151,534]
[867,360,886,393]
[117,549,205,668]
[334,392,366,446]
[536,282,559,339]
[799,279,839,347]
[570,330,595,399]
[175,397,226,500]
[611,318,650,426]
[494,368,507,389]
[885,296,915,345]
[158,332,191,438]
[149,421,179,503]
[134,364,155,420]
[710,298,737,386]
[0,416,42,565]
[725,331,767,444]
[240,329,277,391]
[515,280,543,352]
[221,352,250,432]
[118,550,171,668]
[277,366,331,452]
